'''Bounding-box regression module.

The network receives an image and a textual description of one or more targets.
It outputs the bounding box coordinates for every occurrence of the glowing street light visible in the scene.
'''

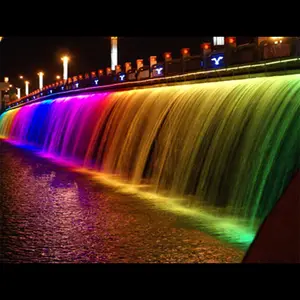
[0,37,3,42]
[56,75,61,80]
[16,87,21,98]
[37,71,44,89]
[61,56,69,80]
[4,77,9,83]
[25,81,29,96]
[9,84,13,88]
[111,37,118,71]
[19,75,24,79]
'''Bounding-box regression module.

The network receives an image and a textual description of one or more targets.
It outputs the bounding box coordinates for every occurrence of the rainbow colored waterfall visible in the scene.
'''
[1,74,300,245]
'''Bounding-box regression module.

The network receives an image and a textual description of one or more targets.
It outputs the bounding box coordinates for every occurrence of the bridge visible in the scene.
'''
[3,36,300,111]
[1,36,300,261]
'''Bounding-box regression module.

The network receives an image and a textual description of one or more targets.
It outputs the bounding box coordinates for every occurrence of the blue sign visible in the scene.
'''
[118,72,126,82]
[210,53,225,68]
[152,64,164,77]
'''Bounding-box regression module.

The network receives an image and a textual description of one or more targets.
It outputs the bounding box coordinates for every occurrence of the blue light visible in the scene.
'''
[75,83,79,88]
[210,53,225,68]
[94,79,99,85]
[41,92,43,96]
[50,90,52,93]
[61,86,64,90]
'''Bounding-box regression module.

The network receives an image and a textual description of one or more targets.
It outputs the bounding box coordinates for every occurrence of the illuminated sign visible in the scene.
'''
[94,79,99,85]
[118,72,126,81]
[152,64,164,77]
[210,53,225,68]
[75,83,79,88]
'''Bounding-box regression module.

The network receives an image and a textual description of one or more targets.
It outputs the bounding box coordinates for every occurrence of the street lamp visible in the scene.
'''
[111,37,118,71]
[19,75,24,79]
[37,71,44,89]
[0,37,3,42]
[16,87,21,99]
[25,81,29,96]
[56,75,61,80]
[61,56,69,80]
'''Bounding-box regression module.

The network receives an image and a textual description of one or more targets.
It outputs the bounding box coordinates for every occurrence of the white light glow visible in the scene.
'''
[61,56,69,80]
[156,67,163,75]
[38,72,44,89]
[16,88,21,99]
[25,81,29,96]
[111,37,118,71]
[211,56,224,66]
[213,37,225,46]
[94,79,99,85]
[75,83,79,88]
[120,74,125,81]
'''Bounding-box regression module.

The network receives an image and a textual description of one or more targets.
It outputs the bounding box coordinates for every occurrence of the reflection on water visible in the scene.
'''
[0,141,244,263]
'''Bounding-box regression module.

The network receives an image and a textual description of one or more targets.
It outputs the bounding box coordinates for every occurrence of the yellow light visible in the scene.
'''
[19,75,23,79]
[37,72,44,76]
[9,84,13,88]
[270,37,283,39]
[56,75,61,80]
[61,56,69,62]
[0,36,3,42]
[25,80,29,84]
[4,77,9,83]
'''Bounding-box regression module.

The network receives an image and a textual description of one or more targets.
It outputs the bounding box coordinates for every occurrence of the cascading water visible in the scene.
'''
[1,74,299,247]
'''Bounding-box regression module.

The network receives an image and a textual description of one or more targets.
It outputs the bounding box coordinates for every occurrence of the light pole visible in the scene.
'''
[16,87,21,99]
[61,56,69,80]
[111,37,118,71]
[25,81,29,96]
[37,71,44,89]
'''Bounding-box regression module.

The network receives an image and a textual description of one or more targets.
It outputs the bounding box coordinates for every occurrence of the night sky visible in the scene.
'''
[0,36,251,91]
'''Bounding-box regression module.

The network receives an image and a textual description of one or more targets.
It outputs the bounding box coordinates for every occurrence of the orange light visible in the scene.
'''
[98,69,104,75]
[164,52,172,60]
[181,48,190,55]
[226,37,236,44]
[56,75,61,80]
[201,43,211,50]
[79,75,83,80]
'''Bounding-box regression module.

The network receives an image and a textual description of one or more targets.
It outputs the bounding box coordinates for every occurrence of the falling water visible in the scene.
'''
[1,74,299,245]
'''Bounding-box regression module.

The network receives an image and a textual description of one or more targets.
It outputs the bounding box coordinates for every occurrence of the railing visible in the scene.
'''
[5,40,300,111]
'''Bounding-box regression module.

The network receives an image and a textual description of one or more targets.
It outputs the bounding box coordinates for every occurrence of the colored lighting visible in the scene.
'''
[164,52,172,60]
[56,75,61,80]
[94,79,99,85]
[0,74,299,250]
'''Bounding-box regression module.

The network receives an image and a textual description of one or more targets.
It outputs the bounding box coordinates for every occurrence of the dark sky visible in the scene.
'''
[0,36,251,91]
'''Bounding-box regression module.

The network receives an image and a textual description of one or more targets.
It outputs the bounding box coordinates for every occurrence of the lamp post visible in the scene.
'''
[25,81,29,96]
[111,37,118,71]
[37,72,44,89]
[16,87,21,99]
[61,56,69,80]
